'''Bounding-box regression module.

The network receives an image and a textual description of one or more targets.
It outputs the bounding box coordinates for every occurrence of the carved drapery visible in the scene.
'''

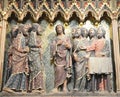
[0,0,120,92]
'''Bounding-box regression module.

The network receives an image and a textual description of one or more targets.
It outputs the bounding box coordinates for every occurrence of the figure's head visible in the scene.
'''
[11,25,18,38]
[89,28,97,39]
[71,27,77,38]
[55,24,65,35]
[97,27,106,39]
[73,27,81,38]
[32,23,43,35]
[18,24,29,36]
[24,23,32,32]
[81,27,88,38]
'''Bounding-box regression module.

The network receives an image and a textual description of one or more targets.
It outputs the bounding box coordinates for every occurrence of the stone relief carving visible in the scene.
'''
[2,19,113,94]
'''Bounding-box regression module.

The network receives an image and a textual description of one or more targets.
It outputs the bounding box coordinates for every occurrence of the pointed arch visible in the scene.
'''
[21,3,36,21]
[100,12,112,24]
[68,4,83,21]
[5,3,20,20]
[38,11,51,23]
[99,4,113,20]
[84,4,98,21]
[22,12,34,23]
[52,11,66,23]
[84,11,97,25]
[37,4,51,22]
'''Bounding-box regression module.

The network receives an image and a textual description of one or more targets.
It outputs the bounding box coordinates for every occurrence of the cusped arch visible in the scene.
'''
[68,4,83,21]
[84,4,98,20]
[5,4,20,20]
[99,4,112,20]
[38,11,51,22]
[21,4,36,21]
[52,10,66,22]
[22,11,35,23]
[68,11,81,22]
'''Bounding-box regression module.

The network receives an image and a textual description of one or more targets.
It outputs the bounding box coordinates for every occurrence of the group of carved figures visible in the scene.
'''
[3,23,112,94]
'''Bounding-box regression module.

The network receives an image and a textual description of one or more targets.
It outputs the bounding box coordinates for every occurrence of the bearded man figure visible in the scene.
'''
[51,24,72,93]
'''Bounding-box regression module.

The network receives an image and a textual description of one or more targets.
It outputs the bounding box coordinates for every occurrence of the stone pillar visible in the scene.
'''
[0,19,7,91]
[112,18,120,91]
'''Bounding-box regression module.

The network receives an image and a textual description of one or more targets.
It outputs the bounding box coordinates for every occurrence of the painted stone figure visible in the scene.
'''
[3,24,29,93]
[4,25,19,84]
[72,27,89,91]
[28,23,45,93]
[86,27,97,92]
[87,27,112,91]
[51,24,72,92]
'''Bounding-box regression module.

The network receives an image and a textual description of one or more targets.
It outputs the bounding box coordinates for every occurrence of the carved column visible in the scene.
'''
[0,19,7,91]
[112,18,120,91]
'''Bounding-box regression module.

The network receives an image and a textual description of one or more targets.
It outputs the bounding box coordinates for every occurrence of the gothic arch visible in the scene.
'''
[38,11,51,23]
[21,3,36,21]
[22,12,34,23]
[69,12,81,24]
[5,3,20,20]
[52,3,66,22]
[84,11,97,25]
[37,4,51,22]
[52,11,66,23]
[100,11,112,24]
[68,4,83,21]
[99,4,113,20]
[84,4,98,21]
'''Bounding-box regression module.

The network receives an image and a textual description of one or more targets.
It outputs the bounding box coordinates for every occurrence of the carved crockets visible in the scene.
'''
[3,23,113,94]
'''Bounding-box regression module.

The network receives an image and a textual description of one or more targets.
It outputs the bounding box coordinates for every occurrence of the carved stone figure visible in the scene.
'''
[3,24,29,93]
[5,25,19,83]
[28,23,45,93]
[72,27,89,91]
[87,27,112,92]
[86,27,97,92]
[51,24,72,92]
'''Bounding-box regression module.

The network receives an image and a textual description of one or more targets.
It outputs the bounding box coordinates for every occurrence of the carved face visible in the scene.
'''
[89,28,96,38]
[11,25,18,38]
[81,28,88,38]
[56,25,64,35]
[97,28,103,39]
[37,25,43,35]
[73,28,81,38]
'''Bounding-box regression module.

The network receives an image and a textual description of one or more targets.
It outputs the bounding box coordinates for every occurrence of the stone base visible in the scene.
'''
[0,91,120,97]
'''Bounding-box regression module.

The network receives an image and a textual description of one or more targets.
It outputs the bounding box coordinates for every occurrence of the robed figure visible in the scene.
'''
[3,24,29,93]
[51,24,72,92]
[72,28,89,91]
[28,23,45,93]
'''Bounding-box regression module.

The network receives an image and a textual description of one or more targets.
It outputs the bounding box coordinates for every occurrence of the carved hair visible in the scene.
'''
[11,25,18,38]
[55,24,65,35]
[18,24,24,34]
[32,23,40,32]
[88,27,97,38]
[81,27,88,38]
[97,27,106,38]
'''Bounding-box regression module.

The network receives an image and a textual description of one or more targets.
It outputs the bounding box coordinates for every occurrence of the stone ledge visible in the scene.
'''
[1,91,120,97]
